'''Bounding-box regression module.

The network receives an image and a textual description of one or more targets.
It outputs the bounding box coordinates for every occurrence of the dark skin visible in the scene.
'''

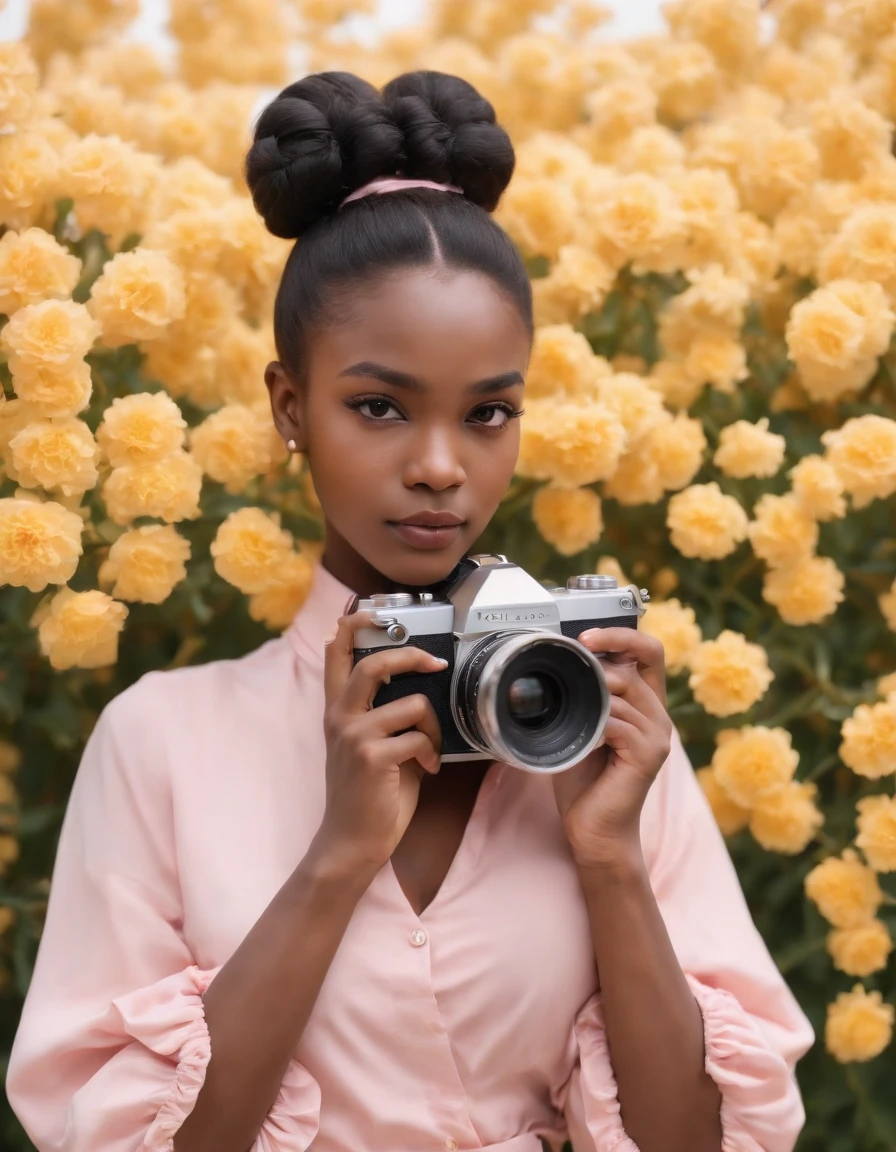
[173,267,722,1152]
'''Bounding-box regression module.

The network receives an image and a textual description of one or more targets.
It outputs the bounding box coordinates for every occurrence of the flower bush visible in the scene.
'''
[1,0,896,1148]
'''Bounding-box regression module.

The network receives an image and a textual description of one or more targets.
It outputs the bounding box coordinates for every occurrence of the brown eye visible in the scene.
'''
[352,398,402,420]
[469,403,521,428]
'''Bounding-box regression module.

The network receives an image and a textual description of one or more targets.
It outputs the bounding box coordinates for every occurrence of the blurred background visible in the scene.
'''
[0,0,666,45]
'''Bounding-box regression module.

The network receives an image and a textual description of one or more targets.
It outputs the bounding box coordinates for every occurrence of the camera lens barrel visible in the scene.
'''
[452,632,609,773]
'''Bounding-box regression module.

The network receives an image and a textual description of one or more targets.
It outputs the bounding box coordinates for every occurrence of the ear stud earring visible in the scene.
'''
[286,439,298,452]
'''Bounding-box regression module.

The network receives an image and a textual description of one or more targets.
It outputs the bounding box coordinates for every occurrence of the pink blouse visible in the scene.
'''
[7,563,813,1152]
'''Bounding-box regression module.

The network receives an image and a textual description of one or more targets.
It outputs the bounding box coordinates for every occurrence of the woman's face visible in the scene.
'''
[267,267,531,593]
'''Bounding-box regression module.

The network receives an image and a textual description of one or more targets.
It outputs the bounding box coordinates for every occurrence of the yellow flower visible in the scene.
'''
[841,701,896,780]
[8,360,93,418]
[517,400,627,488]
[0,298,99,376]
[749,781,823,854]
[696,766,750,836]
[877,671,896,701]
[881,578,896,631]
[826,985,894,1063]
[762,556,845,626]
[667,482,749,561]
[61,133,158,245]
[856,795,896,872]
[1,299,98,416]
[532,245,616,327]
[785,288,868,400]
[96,392,187,467]
[0,906,14,935]
[0,495,83,592]
[588,173,685,273]
[643,413,707,491]
[87,248,186,348]
[822,279,895,360]
[822,415,896,509]
[213,320,276,407]
[648,360,704,410]
[811,92,892,183]
[647,40,720,122]
[248,549,316,630]
[714,418,786,480]
[102,451,202,526]
[828,921,893,978]
[495,176,578,261]
[524,325,610,401]
[689,631,774,717]
[36,587,128,671]
[531,485,602,557]
[140,335,219,409]
[711,725,798,807]
[0,130,58,231]
[748,494,818,569]
[0,228,81,315]
[98,525,190,604]
[789,455,847,521]
[190,404,278,495]
[640,598,701,675]
[0,41,39,128]
[682,331,748,394]
[595,374,669,446]
[664,0,759,75]
[805,850,882,929]
[211,507,295,595]
[603,443,665,507]
[818,204,896,301]
[8,417,98,497]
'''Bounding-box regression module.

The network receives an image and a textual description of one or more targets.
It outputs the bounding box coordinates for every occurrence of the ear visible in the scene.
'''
[265,361,307,453]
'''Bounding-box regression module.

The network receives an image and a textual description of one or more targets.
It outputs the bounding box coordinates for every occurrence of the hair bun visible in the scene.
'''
[382,71,514,213]
[245,72,405,239]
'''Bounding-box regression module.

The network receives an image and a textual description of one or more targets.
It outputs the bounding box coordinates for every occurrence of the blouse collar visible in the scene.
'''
[287,563,355,668]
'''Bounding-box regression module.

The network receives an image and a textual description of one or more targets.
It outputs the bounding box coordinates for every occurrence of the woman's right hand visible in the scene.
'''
[314,609,447,881]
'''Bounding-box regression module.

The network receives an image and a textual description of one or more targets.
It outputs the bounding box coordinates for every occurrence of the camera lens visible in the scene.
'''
[506,674,560,727]
[453,632,609,773]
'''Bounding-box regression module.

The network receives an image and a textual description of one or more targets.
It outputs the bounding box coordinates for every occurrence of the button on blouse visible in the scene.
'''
[7,564,814,1152]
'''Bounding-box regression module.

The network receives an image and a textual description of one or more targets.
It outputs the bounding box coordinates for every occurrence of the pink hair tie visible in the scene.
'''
[339,175,463,209]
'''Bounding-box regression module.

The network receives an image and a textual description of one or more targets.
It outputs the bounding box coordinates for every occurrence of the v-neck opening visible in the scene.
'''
[389,760,504,922]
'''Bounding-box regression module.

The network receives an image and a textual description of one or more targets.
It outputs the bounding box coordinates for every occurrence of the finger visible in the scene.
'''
[365,693,442,752]
[344,646,449,713]
[579,627,666,703]
[602,711,655,767]
[323,607,372,709]
[602,663,669,721]
[383,729,442,773]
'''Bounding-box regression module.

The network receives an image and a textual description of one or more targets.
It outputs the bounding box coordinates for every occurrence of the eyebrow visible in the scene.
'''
[337,361,525,395]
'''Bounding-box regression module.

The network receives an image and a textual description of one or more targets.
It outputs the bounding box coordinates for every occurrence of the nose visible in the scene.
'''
[402,424,467,492]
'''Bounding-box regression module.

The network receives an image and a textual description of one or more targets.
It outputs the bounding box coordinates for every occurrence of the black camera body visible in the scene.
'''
[351,554,648,774]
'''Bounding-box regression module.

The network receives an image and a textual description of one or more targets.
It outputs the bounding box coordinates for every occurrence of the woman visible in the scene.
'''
[7,70,813,1152]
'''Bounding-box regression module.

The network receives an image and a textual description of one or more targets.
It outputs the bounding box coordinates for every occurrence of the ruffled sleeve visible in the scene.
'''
[6,682,322,1152]
[560,729,813,1152]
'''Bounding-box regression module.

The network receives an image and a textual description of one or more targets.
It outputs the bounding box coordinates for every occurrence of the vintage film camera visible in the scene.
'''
[351,555,650,774]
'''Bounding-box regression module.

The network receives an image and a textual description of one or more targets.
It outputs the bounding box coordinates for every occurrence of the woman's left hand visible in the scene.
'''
[552,627,673,871]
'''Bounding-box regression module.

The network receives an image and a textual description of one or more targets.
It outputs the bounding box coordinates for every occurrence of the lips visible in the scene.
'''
[387,512,466,551]
[391,511,466,527]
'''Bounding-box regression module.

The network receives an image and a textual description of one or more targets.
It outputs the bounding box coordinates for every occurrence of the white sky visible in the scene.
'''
[0,0,666,46]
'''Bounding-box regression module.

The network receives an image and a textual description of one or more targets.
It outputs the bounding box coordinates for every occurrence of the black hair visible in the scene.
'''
[244,70,533,378]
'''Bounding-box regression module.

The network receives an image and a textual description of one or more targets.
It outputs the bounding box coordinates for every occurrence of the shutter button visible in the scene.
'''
[410,928,427,947]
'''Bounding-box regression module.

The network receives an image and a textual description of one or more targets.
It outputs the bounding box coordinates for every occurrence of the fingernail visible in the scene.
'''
[431,657,449,669]
[323,629,337,645]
